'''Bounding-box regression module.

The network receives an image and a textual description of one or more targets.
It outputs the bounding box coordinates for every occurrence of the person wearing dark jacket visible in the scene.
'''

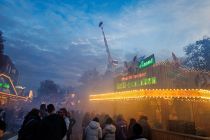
[127,123,147,140]
[138,116,151,140]
[128,118,137,139]
[115,115,128,140]
[18,108,41,140]
[40,104,67,140]
[66,111,76,140]
[0,119,6,138]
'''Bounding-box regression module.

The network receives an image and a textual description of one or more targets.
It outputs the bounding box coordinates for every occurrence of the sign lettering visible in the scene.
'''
[139,54,155,69]
[116,77,157,90]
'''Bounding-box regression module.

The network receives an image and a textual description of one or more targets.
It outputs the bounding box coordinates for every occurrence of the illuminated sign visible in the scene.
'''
[121,72,147,81]
[139,54,155,69]
[0,83,10,89]
[116,77,157,90]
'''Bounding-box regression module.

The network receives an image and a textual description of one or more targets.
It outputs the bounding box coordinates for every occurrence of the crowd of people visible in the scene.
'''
[17,104,76,140]
[14,103,151,140]
[82,113,151,140]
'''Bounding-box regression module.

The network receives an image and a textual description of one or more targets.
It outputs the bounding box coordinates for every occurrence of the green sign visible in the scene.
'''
[116,77,157,90]
[0,82,10,89]
[139,54,155,69]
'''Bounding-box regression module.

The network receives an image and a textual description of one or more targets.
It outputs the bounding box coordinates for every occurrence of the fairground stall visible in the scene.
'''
[89,54,210,136]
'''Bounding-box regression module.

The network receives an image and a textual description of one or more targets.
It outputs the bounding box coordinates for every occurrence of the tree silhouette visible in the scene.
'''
[184,37,210,71]
[79,68,99,84]
[0,31,4,54]
[38,80,59,95]
[0,31,5,67]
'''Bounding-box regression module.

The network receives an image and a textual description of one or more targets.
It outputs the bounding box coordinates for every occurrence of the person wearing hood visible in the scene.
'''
[84,117,102,140]
[102,117,116,140]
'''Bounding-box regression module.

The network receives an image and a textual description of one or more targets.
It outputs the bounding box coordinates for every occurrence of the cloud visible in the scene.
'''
[0,0,210,89]
[5,38,106,89]
[95,0,210,60]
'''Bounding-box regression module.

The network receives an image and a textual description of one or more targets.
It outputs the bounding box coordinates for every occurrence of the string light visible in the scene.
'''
[89,89,210,102]
[0,73,30,101]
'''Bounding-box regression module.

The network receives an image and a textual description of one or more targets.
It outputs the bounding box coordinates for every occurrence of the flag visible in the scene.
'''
[172,52,178,62]
[133,55,137,62]
[112,59,118,66]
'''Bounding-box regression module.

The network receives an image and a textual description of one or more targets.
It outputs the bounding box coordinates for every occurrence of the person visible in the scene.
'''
[82,112,91,129]
[0,119,6,138]
[66,111,76,140]
[40,104,67,140]
[101,114,110,129]
[82,112,91,140]
[59,108,76,140]
[115,115,127,140]
[138,116,151,140]
[18,108,41,140]
[0,109,6,122]
[102,117,116,140]
[40,104,48,119]
[72,110,82,140]
[127,123,147,140]
[128,118,137,139]
[0,108,6,138]
[84,117,102,140]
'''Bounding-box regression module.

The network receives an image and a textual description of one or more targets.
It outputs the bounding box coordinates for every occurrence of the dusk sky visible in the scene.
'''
[0,0,210,89]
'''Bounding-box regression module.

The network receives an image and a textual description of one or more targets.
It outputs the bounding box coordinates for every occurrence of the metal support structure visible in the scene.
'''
[99,21,114,73]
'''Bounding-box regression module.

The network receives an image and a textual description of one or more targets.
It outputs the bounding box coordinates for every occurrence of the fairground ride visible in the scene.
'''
[0,73,31,105]
[99,22,118,73]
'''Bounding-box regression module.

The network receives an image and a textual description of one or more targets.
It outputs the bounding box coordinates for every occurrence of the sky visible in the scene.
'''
[0,0,210,89]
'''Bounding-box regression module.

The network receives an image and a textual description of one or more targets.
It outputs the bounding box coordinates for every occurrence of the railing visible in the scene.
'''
[152,129,210,140]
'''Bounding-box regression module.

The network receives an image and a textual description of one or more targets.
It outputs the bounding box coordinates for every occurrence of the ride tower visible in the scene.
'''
[99,22,118,74]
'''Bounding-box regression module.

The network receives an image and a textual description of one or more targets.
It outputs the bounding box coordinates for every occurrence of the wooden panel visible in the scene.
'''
[151,129,210,140]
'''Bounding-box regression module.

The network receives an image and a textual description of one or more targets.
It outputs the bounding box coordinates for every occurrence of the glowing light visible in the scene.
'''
[0,83,10,89]
[0,73,30,101]
[121,72,147,81]
[89,89,210,101]
[0,73,18,95]
[116,77,157,90]
[71,94,75,98]
[139,54,155,69]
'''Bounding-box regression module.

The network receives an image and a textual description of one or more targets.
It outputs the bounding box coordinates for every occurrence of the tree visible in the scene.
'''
[38,80,59,95]
[0,31,4,55]
[184,37,210,71]
[0,31,5,67]
[79,68,99,84]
